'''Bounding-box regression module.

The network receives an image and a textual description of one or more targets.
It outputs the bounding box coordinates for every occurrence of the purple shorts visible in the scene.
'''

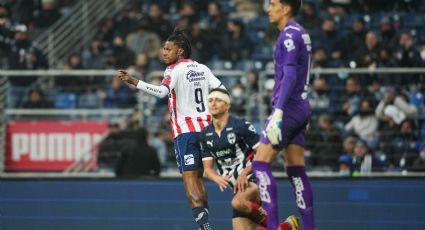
[261,106,311,149]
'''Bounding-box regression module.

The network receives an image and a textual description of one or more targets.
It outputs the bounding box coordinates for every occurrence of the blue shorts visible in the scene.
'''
[174,132,202,172]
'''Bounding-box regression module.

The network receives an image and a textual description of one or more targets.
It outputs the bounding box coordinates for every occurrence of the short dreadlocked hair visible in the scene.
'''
[166,28,192,59]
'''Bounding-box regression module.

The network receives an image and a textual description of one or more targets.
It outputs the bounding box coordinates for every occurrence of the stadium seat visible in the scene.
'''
[54,92,77,109]
[402,13,425,29]
[78,92,99,108]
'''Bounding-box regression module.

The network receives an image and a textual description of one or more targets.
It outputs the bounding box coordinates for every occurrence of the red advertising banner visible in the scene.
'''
[5,121,108,171]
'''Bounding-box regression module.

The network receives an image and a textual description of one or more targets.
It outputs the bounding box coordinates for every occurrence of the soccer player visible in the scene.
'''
[199,89,300,230]
[252,0,317,230]
[117,28,225,230]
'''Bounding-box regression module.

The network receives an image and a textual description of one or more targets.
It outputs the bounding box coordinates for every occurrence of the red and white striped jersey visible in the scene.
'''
[161,59,223,138]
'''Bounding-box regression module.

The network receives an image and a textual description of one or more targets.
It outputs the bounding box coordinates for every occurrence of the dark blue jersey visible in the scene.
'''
[199,116,259,186]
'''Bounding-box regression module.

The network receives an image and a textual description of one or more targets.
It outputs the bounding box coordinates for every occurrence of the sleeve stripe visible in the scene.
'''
[252,142,260,149]
[202,157,214,161]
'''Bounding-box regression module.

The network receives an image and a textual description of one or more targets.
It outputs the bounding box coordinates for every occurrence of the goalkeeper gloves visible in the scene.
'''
[266,109,283,145]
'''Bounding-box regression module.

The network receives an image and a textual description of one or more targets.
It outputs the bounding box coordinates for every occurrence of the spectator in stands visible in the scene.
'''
[5,24,48,108]
[314,17,343,61]
[189,20,213,63]
[338,136,357,175]
[110,35,134,69]
[8,0,34,25]
[97,18,115,48]
[33,0,62,28]
[312,47,330,68]
[55,52,90,93]
[229,80,246,116]
[104,75,137,108]
[411,144,425,171]
[98,122,127,171]
[81,38,106,69]
[298,1,321,33]
[231,0,262,20]
[375,88,418,120]
[366,46,396,85]
[387,119,420,170]
[306,114,343,170]
[130,52,151,78]
[407,84,424,110]
[332,76,365,120]
[343,17,368,64]
[309,77,331,116]
[219,19,252,62]
[143,3,172,41]
[114,4,141,38]
[322,0,351,15]
[339,139,387,175]
[379,16,398,49]
[361,31,381,69]
[345,98,378,144]
[378,104,407,152]
[115,127,161,177]
[205,1,226,48]
[125,20,161,59]
[21,88,52,109]
[367,79,385,102]
[396,32,421,67]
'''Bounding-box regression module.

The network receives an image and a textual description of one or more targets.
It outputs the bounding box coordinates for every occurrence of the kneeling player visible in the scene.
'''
[199,89,299,230]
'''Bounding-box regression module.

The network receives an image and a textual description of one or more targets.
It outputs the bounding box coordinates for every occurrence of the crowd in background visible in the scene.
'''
[2,0,425,176]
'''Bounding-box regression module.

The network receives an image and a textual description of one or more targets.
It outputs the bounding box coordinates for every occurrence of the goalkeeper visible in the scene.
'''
[252,0,317,229]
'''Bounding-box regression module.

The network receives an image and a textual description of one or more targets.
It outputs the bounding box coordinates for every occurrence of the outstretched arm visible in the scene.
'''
[116,70,169,98]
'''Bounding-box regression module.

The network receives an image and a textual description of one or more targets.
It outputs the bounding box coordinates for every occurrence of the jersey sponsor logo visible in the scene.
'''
[227,133,236,144]
[184,154,195,165]
[186,70,205,82]
[146,86,162,94]
[255,171,271,203]
[284,38,295,52]
[187,64,198,68]
[293,176,306,209]
[215,148,232,158]
[206,132,213,136]
[225,127,233,131]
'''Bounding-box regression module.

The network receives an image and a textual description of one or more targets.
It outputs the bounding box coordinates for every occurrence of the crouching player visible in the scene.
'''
[199,89,299,230]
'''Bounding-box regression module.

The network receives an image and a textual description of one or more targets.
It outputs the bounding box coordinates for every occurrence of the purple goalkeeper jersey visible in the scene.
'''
[272,20,312,114]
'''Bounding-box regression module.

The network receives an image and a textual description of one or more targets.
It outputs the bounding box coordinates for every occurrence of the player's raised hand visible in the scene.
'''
[116,70,138,86]
[266,108,283,145]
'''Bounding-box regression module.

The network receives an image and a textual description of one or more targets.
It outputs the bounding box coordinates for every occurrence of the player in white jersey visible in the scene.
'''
[117,28,224,230]
[199,89,300,230]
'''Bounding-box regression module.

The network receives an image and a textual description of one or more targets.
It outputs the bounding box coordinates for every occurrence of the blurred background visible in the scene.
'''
[1,0,425,229]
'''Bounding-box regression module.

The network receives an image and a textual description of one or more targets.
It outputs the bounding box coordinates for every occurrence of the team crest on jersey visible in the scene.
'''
[248,124,256,133]
[227,133,236,144]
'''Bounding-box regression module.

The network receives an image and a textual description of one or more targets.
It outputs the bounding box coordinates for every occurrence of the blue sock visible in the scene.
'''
[192,206,212,230]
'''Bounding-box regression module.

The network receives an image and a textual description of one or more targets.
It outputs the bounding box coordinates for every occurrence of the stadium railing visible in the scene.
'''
[1,68,425,178]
